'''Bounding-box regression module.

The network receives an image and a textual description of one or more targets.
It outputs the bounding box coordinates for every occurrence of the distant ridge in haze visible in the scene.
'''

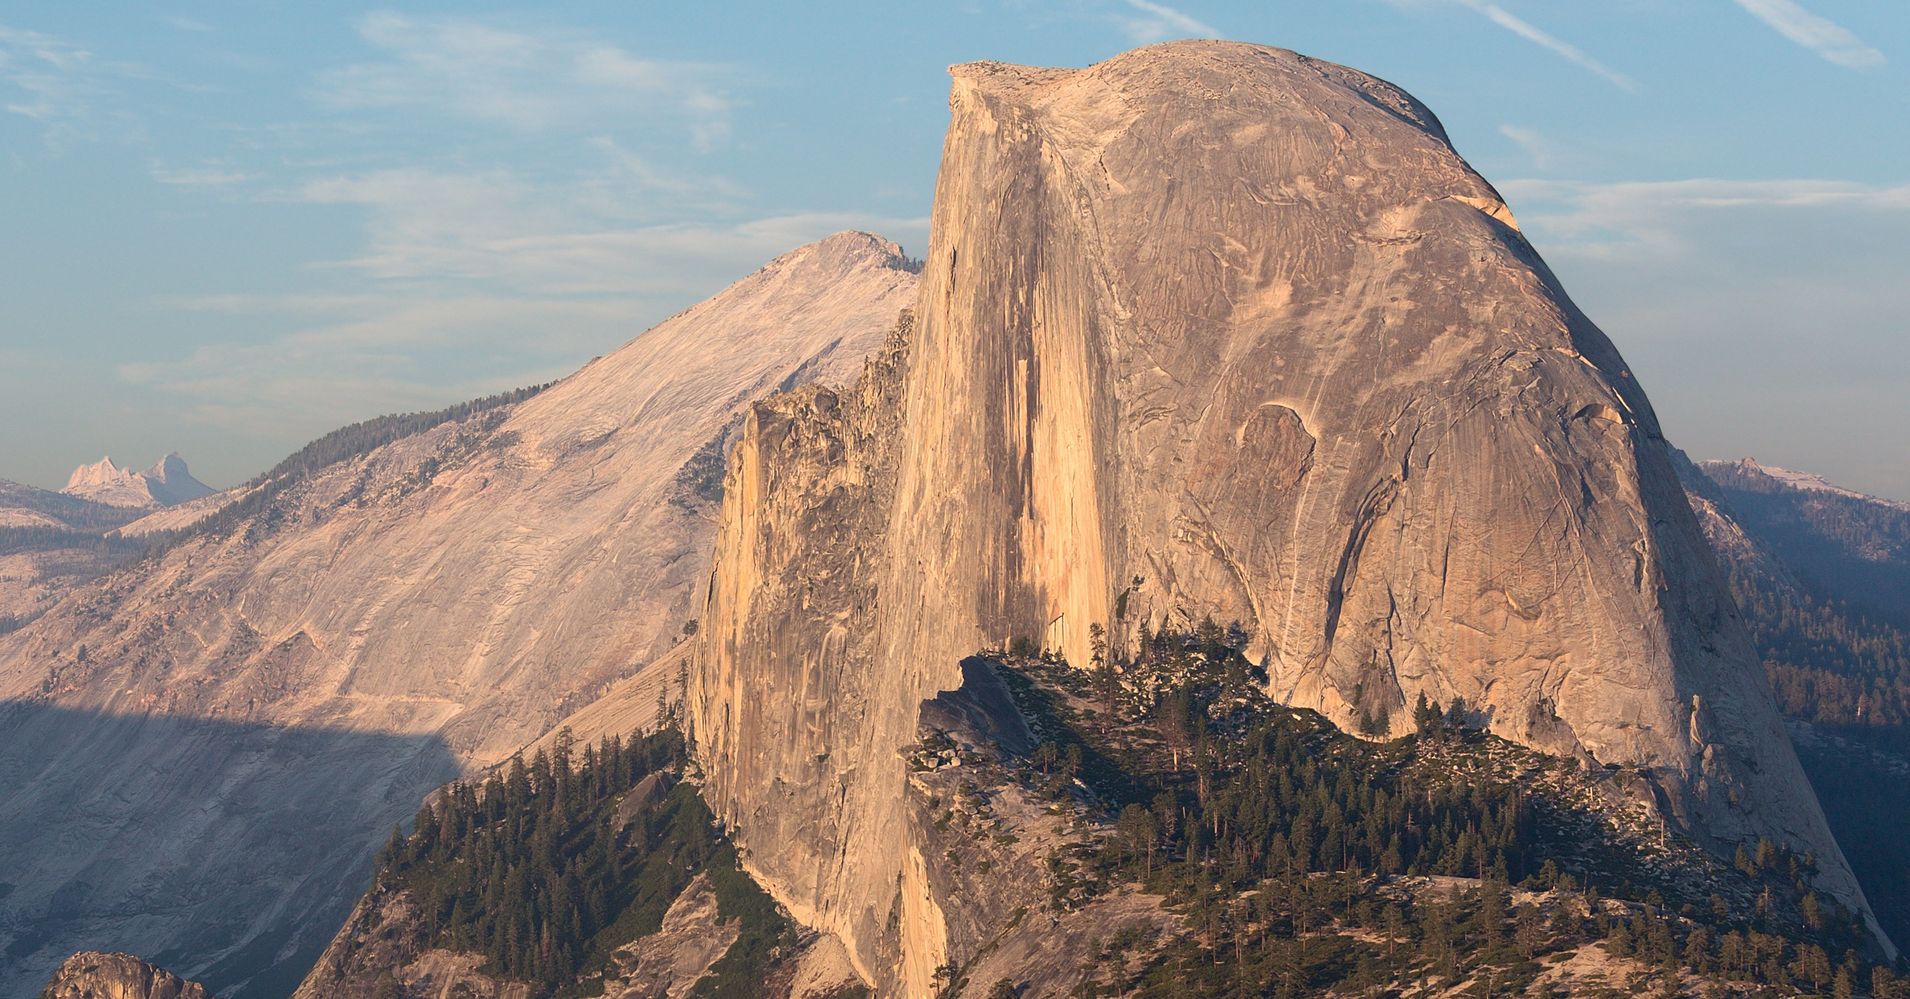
[62,452,214,509]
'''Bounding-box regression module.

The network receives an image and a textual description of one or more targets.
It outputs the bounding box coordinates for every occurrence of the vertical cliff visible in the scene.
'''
[691,41,1879,993]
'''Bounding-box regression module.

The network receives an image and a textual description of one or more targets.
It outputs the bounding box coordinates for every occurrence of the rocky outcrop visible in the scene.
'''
[289,883,535,999]
[38,952,210,999]
[62,454,214,509]
[0,233,919,997]
[690,40,1879,993]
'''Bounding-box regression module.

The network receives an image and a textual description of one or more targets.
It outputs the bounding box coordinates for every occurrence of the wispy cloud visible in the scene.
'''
[1730,0,1884,69]
[315,12,737,148]
[0,23,99,121]
[151,163,253,187]
[1114,0,1221,43]
[1500,177,1910,260]
[1497,124,1554,169]
[1451,0,1636,92]
[104,10,925,455]
[278,167,918,297]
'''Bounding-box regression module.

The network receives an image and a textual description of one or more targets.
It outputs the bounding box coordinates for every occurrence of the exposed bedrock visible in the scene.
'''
[690,40,1882,994]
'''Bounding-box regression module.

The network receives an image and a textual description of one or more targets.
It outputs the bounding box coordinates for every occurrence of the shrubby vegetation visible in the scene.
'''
[972,624,1900,997]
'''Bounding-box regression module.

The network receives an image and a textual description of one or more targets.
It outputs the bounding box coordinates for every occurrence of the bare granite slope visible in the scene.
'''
[690,41,1878,995]
[0,232,919,997]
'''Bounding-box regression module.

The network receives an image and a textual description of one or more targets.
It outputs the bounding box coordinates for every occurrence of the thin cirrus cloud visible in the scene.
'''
[0,23,100,121]
[1730,0,1885,68]
[150,164,254,187]
[277,167,927,296]
[1497,124,1555,169]
[1115,0,1223,43]
[312,11,737,148]
[1380,0,1636,92]
[108,10,928,457]
[1501,176,1910,260]
[1451,0,1636,92]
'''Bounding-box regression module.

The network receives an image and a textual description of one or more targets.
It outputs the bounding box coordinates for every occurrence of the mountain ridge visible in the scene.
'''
[0,230,919,997]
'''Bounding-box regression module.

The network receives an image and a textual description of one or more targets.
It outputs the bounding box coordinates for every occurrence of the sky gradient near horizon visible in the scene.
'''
[2,2,1906,499]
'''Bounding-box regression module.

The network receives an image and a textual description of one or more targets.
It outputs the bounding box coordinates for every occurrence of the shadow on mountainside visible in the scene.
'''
[0,700,458,998]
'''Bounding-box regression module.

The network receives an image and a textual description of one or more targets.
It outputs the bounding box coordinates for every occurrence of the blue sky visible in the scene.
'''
[2,1,1906,499]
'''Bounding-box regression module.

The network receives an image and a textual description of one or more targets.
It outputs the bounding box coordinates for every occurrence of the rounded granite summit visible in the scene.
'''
[692,40,1886,992]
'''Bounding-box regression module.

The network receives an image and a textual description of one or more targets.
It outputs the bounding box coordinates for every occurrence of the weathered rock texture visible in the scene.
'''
[0,233,919,997]
[690,41,1878,993]
[38,951,211,999]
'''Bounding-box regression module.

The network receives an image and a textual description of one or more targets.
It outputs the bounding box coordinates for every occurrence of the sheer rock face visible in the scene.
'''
[691,40,1877,993]
[39,952,210,999]
[0,233,918,997]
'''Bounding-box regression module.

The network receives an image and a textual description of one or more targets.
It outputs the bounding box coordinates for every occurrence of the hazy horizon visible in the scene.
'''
[3,2,1905,499]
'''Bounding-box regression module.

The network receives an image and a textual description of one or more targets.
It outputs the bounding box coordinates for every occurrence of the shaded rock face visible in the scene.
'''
[691,40,1877,992]
[39,951,210,999]
[0,233,919,997]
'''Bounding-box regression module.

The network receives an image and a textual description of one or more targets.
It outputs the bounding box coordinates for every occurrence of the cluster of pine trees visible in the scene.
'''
[1733,571,1910,730]
[985,629,1897,997]
[376,728,714,991]
[0,525,151,558]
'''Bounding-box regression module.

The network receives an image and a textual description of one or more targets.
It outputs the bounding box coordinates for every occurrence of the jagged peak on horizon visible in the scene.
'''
[60,451,213,508]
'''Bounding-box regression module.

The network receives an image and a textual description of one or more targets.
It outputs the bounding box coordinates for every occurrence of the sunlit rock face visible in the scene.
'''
[0,233,919,997]
[690,40,1878,994]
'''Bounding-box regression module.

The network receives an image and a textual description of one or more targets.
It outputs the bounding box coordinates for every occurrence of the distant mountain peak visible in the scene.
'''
[61,452,214,508]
